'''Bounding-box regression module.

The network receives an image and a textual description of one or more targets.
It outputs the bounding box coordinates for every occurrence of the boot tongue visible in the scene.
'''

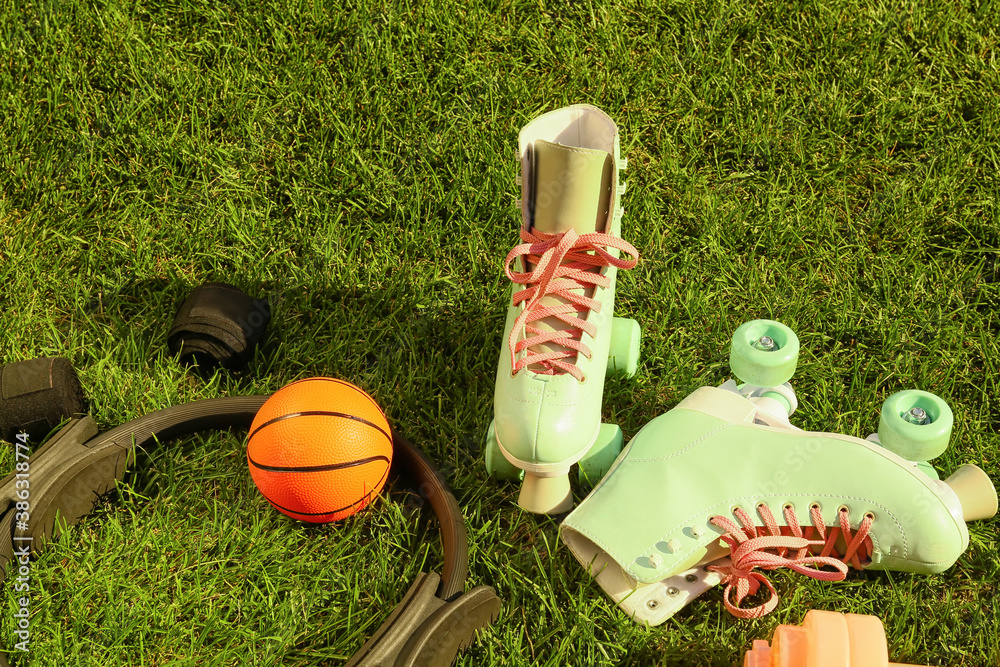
[521,140,615,374]
[532,140,613,234]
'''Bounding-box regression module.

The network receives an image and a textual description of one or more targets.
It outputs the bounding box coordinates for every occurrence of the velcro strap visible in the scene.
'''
[0,357,85,443]
[168,282,270,371]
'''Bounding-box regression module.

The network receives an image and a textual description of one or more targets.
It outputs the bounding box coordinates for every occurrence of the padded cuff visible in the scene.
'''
[0,357,85,443]
[167,282,271,371]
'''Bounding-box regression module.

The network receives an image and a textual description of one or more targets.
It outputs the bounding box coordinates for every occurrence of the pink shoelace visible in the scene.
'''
[707,504,875,619]
[504,227,639,381]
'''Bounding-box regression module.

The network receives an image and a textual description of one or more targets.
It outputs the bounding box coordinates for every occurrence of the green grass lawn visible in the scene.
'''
[1,0,999,664]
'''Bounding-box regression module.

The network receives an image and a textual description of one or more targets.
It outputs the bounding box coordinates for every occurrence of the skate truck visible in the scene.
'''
[483,104,641,515]
[560,319,998,624]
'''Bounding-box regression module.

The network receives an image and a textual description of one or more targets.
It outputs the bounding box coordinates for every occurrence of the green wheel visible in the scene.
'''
[484,420,524,481]
[877,390,953,462]
[578,423,624,486]
[729,320,799,387]
[607,317,641,378]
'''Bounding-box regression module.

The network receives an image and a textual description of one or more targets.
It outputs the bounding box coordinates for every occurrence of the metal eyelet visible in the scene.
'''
[809,502,822,512]
[863,511,876,521]
[782,502,795,512]
[837,504,851,515]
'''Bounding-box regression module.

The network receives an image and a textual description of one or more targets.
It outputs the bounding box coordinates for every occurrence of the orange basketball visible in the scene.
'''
[247,377,393,523]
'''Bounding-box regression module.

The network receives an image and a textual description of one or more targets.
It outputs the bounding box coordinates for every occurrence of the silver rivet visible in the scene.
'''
[685,574,698,583]
[646,599,659,610]
[753,335,776,351]
[666,587,680,596]
[904,407,929,425]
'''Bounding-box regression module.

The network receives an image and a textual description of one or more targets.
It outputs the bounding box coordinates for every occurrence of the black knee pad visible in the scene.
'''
[167,282,271,372]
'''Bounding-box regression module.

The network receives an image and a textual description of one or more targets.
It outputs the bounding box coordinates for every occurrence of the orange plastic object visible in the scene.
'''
[743,610,927,667]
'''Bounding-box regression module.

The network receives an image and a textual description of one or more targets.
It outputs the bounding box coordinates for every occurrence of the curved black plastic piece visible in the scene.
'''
[390,428,467,600]
[0,396,497,666]
[0,418,103,566]
[167,282,271,371]
[397,584,501,666]
[0,357,85,443]
[345,572,501,667]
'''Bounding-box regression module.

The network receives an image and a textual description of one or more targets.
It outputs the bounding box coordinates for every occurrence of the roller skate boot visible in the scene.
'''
[484,105,641,514]
[561,320,997,623]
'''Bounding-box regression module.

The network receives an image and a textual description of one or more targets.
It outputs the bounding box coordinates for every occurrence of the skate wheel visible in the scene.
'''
[729,320,799,388]
[608,317,640,377]
[484,421,524,481]
[877,390,952,462]
[577,423,624,486]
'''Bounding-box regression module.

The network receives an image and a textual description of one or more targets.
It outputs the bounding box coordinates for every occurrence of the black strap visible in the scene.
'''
[167,282,271,371]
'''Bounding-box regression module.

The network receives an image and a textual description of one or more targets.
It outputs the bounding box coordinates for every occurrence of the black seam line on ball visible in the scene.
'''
[264,467,390,515]
[248,453,390,473]
[248,410,392,443]
[283,378,387,416]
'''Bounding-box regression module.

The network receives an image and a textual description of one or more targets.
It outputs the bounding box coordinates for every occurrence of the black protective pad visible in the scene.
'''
[0,357,85,443]
[167,282,271,371]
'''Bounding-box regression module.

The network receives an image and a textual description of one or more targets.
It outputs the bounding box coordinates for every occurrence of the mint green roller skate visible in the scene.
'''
[561,319,997,623]
[484,105,641,514]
